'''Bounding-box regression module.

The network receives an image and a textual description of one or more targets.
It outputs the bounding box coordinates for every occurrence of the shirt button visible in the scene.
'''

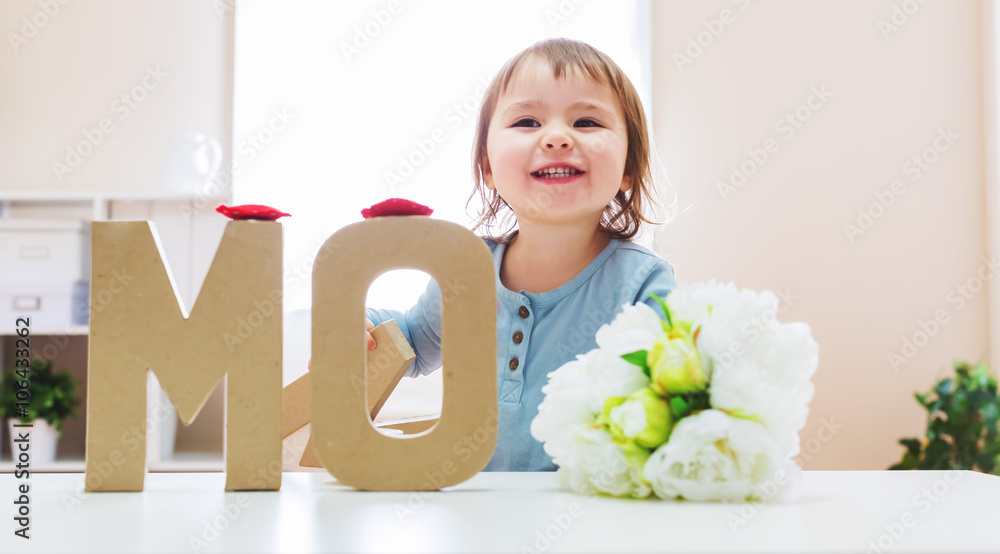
[509,357,519,371]
[518,306,530,318]
[512,331,523,344]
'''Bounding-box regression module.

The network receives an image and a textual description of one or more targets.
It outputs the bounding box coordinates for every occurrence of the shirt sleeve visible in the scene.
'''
[365,277,444,378]
[634,258,678,319]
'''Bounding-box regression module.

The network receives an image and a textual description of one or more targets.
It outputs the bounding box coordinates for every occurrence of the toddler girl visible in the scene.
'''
[365,38,677,471]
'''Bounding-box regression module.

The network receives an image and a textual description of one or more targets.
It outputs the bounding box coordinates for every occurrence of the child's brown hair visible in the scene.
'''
[467,38,663,244]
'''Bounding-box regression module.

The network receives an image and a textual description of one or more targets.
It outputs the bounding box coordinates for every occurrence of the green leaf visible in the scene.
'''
[689,392,711,412]
[924,438,950,467]
[977,454,997,473]
[983,439,1000,457]
[899,438,922,456]
[621,350,650,378]
[646,292,673,327]
[927,416,948,440]
[670,396,691,419]
[926,400,942,415]
[955,363,971,381]
[983,401,999,423]
[0,357,80,427]
[975,364,991,387]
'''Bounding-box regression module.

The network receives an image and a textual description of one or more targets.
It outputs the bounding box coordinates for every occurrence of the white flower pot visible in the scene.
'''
[7,419,59,466]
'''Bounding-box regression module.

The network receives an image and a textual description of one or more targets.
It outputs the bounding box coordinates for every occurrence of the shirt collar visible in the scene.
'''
[492,233,621,306]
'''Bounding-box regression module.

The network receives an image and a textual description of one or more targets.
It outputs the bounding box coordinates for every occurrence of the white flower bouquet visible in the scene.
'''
[531,281,819,502]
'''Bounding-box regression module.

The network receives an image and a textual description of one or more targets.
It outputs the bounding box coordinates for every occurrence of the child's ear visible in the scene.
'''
[620,174,633,193]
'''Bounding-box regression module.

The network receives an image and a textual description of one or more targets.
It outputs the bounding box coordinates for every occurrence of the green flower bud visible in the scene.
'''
[648,325,706,394]
[596,397,628,441]
[605,387,673,449]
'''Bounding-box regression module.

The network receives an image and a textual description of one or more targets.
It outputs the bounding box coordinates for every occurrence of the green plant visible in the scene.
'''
[890,361,1000,474]
[0,357,80,434]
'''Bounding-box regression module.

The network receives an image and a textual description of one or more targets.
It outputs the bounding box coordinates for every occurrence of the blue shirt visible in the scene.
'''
[365,234,678,471]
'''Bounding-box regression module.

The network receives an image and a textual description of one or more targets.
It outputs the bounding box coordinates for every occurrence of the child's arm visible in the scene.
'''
[366,277,444,378]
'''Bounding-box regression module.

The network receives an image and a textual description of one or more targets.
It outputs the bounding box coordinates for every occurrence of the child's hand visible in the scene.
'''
[364,318,376,350]
[307,318,377,370]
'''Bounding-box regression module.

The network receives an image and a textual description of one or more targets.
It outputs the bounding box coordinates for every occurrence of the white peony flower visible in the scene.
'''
[609,399,648,439]
[595,302,665,356]
[709,322,819,457]
[530,385,592,465]
[748,321,820,387]
[578,347,651,414]
[668,282,782,380]
[662,282,819,457]
[557,427,651,498]
[531,356,592,465]
[664,280,747,327]
[766,458,804,504]
[709,358,814,458]
[531,348,649,464]
[643,409,787,502]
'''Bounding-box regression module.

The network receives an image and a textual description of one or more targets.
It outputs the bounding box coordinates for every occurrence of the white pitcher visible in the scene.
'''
[160,132,222,195]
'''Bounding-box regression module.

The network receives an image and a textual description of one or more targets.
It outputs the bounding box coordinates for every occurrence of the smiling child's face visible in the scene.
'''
[484,57,631,228]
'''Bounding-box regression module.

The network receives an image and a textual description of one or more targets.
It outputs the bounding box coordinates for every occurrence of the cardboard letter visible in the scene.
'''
[311,216,496,490]
[86,221,282,491]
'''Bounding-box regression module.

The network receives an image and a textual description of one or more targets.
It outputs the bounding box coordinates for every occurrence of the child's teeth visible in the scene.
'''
[536,168,578,178]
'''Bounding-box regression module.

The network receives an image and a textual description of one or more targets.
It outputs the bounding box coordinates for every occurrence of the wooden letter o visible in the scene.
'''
[311,216,497,490]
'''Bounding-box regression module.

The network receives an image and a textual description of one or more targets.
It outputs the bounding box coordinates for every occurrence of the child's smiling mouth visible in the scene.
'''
[531,164,585,184]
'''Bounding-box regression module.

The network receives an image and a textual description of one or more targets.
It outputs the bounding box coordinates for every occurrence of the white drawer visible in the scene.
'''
[0,280,89,330]
[0,219,91,282]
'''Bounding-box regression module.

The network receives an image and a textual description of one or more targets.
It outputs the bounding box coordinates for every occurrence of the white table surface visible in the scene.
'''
[1,470,997,553]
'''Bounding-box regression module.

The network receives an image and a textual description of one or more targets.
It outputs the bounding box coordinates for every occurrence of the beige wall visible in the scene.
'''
[0,0,232,192]
[650,0,994,469]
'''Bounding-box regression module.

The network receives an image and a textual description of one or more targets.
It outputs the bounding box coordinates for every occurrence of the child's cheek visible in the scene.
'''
[587,130,621,156]
[582,137,601,160]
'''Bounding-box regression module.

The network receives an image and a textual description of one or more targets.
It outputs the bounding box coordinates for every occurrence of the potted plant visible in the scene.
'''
[890,361,1000,473]
[0,357,80,465]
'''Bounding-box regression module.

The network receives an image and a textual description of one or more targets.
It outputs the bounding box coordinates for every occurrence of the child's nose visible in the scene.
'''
[541,122,573,151]
[542,128,574,150]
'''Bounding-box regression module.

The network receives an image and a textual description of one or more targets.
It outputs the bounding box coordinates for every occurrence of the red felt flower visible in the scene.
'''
[361,198,433,219]
[216,204,291,221]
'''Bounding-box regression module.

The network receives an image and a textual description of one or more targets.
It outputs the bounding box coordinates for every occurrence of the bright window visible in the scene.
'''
[234,0,651,311]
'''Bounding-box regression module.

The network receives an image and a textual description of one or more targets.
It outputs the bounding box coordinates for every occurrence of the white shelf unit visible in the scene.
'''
[0,192,231,472]
[0,191,227,221]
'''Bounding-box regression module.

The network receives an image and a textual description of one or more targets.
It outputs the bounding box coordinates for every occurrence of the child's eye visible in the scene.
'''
[575,119,601,128]
[512,118,540,128]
